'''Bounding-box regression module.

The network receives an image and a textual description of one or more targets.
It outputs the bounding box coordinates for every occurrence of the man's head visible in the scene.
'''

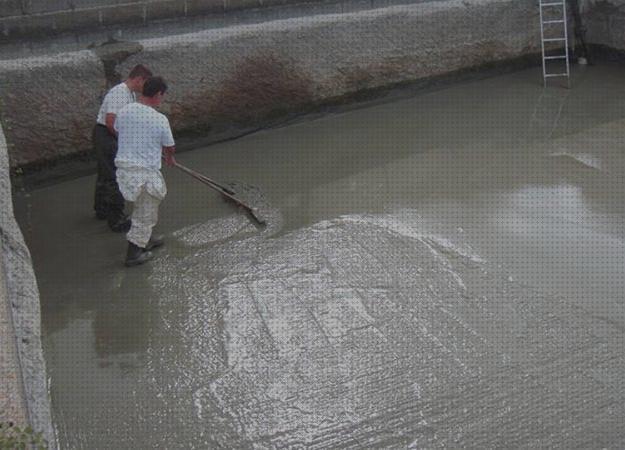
[126,65,153,93]
[140,76,168,107]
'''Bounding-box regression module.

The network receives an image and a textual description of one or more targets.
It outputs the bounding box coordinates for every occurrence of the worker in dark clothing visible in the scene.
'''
[92,64,152,232]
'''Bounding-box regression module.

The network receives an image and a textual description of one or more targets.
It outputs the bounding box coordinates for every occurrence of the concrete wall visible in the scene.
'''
[0,0,296,17]
[583,0,625,55]
[0,124,56,447]
[0,0,543,169]
[0,51,105,168]
[0,249,28,432]
[1,0,124,16]
[0,0,335,41]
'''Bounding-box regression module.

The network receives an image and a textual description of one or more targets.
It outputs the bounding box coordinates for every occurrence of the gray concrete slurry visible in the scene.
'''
[12,64,625,448]
[150,213,625,448]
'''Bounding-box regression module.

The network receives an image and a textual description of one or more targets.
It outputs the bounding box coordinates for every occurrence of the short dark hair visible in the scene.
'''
[128,64,152,79]
[142,76,168,97]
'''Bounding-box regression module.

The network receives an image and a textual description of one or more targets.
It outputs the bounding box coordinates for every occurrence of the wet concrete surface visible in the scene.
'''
[13,64,625,448]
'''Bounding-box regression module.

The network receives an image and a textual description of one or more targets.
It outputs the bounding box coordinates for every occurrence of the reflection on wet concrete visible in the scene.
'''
[154,213,625,448]
[93,274,154,362]
[13,64,625,448]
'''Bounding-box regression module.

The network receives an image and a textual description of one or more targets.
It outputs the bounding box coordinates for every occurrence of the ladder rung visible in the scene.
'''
[545,73,568,77]
[544,55,567,59]
[540,2,564,6]
[543,19,565,24]
[543,38,567,42]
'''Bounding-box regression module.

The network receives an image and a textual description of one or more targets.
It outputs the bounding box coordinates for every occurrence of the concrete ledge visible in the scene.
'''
[1,0,541,169]
[0,123,55,447]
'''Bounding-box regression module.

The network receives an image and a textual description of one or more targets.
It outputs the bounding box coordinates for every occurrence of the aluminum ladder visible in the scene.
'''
[539,0,570,88]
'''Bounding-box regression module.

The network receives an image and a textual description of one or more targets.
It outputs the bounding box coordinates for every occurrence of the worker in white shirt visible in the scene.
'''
[92,64,152,232]
[114,76,176,267]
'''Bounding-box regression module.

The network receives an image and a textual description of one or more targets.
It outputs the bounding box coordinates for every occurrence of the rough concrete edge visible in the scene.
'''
[0,123,56,448]
[0,48,96,71]
[0,237,29,431]
[140,0,491,50]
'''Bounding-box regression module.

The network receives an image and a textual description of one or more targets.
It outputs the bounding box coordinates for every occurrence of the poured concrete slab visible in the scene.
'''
[152,213,625,448]
[13,64,625,448]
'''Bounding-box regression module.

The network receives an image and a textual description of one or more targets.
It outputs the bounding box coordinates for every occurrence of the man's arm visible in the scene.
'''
[161,116,176,166]
[162,145,176,167]
[105,113,117,137]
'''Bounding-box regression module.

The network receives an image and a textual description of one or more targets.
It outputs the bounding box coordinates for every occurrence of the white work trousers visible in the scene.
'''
[127,191,161,248]
[116,166,167,249]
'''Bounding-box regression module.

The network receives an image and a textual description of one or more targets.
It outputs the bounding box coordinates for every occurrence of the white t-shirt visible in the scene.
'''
[96,82,136,125]
[114,102,175,171]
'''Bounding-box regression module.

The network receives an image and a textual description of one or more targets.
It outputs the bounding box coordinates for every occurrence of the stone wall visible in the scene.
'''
[0,0,542,169]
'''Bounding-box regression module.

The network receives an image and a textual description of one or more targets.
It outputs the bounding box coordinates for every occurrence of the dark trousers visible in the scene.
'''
[92,124,125,224]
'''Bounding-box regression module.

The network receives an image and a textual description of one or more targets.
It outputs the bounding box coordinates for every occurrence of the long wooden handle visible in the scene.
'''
[174,162,235,195]
[173,162,265,225]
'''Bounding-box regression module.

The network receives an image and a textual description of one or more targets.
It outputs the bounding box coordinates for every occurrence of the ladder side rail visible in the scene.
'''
[539,0,547,87]
[563,0,571,88]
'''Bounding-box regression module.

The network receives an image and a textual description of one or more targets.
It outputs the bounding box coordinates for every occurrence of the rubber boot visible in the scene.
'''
[125,242,153,267]
[145,235,164,251]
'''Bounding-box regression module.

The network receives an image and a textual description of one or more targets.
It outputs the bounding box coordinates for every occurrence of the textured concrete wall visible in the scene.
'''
[0,125,56,448]
[0,51,105,168]
[583,0,625,54]
[0,252,28,430]
[0,0,542,168]
[130,0,541,133]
